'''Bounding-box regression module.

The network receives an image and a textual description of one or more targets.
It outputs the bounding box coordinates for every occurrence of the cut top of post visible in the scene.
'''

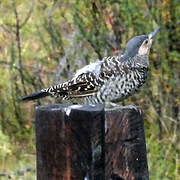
[36,103,105,114]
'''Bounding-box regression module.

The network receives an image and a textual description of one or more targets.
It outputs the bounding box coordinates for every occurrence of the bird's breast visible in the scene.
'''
[87,67,148,104]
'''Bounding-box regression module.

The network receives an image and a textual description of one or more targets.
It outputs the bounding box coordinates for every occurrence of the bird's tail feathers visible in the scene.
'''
[20,90,50,101]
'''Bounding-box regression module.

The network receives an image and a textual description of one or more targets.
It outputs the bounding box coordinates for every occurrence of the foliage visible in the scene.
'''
[0,0,179,179]
[0,128,12,159]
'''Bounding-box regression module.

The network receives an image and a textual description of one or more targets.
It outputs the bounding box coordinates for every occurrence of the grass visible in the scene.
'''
[145,122,179,180]
[0,153,36,180]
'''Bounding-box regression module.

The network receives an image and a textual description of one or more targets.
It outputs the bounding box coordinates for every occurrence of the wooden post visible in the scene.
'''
[35,104,105,180]
[35,104,149,180]
[105,106,149,180]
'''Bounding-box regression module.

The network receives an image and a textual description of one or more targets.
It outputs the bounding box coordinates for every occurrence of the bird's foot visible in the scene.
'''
[105,102,119,109]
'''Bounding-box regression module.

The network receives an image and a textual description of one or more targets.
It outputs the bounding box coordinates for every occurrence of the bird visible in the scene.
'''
[21,29,159,105]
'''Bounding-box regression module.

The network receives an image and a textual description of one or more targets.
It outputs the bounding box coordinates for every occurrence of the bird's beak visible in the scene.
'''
[148,29,159,39]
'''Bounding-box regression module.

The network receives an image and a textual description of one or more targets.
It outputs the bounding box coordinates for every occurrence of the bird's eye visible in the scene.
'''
[144,39,148,44]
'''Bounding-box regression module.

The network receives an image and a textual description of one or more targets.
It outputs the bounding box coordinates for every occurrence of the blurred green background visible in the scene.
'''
[0,0,179,179]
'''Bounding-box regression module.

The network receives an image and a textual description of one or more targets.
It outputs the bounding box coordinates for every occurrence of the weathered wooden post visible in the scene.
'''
[35,104,149,180]
[35,104,105,180]
[105,106,149,180]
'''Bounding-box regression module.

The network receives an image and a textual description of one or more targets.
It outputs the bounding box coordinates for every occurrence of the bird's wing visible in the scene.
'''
[67,73,100,98]
[57,61,103,98]
[44,72,100,99]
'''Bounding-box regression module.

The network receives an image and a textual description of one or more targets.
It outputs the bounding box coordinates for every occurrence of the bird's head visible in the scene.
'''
[123,29,159,58]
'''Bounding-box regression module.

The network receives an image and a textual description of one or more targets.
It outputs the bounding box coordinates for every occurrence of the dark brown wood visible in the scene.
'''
[35,104,105,180]
[35,104,149,180]
[105,106,149,180]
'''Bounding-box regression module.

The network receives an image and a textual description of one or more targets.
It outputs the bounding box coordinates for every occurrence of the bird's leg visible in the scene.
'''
[105,102,119,109]
[125,105,141,112]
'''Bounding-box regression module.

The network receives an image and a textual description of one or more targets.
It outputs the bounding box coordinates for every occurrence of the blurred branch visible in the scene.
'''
[0,0,34,33]
[103,6,124,52]
[47,0,61,17]
[0,24,12,34]
[145,0,153,9]
[47,1,60,53]
[74,11,102,59]
[145,0,159,24]
[20,0,35,29]
[12,0,27,95]
[48,17,56,53]
[91,1,103,59]
[0,60,9,64]
[47,0,64,58]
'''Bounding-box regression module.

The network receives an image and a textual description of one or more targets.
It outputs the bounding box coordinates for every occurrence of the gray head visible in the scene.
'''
[123,29,159,58]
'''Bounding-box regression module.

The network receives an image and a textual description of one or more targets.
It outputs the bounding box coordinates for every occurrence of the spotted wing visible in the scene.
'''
[45,72,100,99]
